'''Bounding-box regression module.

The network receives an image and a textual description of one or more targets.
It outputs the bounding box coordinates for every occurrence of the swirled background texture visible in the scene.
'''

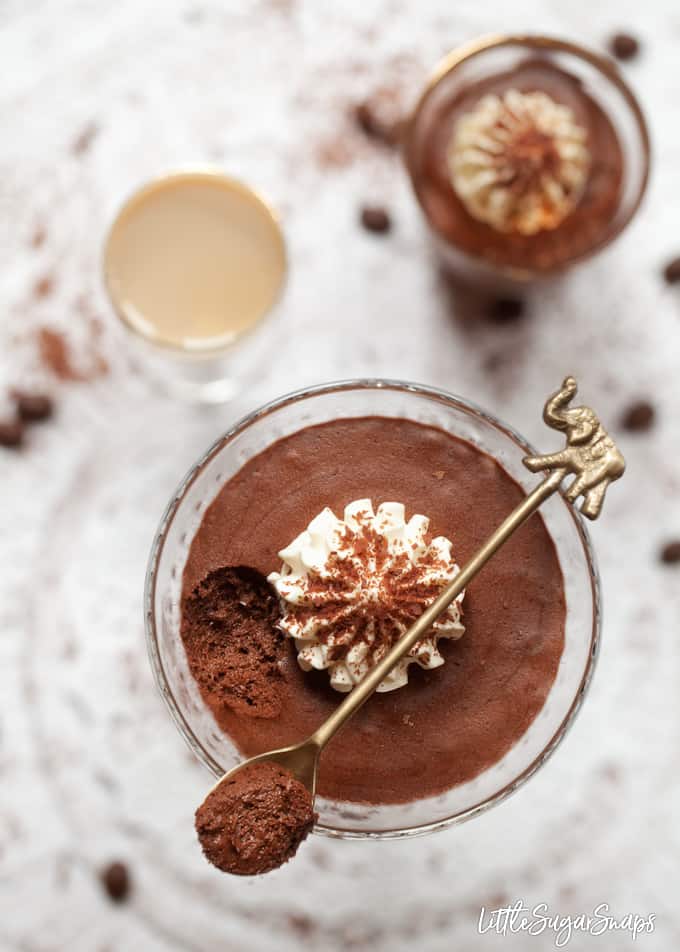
[1,1,679,949]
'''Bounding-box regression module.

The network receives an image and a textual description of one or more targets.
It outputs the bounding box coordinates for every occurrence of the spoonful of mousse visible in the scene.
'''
[195,378,625,875]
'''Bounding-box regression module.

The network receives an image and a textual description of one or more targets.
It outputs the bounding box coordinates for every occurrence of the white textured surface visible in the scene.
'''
[1,2,679,950]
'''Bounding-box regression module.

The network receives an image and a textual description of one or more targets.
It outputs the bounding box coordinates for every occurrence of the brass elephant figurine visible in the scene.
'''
[523,377,625,520]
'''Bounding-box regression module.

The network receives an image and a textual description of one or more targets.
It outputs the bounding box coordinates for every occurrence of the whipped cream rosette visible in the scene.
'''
[447,88,590,235]
[268,500,465,692]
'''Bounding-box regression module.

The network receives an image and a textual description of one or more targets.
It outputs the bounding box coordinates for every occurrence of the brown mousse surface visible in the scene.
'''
[413,58,624,272]
[195,761,315,875]
[181,417,566,805]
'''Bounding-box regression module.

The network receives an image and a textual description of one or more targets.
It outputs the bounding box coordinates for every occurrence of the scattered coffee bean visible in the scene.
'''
[487,297,525,324]
[660,540,680,565]
[0,419,24,449]
[100,861,131,903]
[608,33,640,61]
[360,205,392,234]
[355,102,381,137]
[662,257,680,284]
[353,101,403,146]
[621,400,655,432]
[12,391,54,423]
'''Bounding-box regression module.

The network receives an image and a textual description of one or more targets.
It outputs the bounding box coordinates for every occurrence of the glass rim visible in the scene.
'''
[102,167,289,355]
[144,378,602,840]
[403,32,652,277]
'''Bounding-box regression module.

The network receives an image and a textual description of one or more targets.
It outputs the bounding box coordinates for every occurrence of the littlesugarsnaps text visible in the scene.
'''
[478,900,656,947]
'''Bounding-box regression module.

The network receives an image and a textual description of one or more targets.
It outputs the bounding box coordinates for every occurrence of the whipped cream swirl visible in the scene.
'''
[268,500,465,693]
[448,89,590,235]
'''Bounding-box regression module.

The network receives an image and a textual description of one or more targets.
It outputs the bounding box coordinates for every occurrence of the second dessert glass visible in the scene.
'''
[404,34,650,287]
[145,380,600,839]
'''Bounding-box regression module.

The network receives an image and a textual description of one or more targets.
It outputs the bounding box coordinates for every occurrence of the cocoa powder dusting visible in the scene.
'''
[314,134,355,170]
[71,121,100,156]
[38,328,85,381]
[283,520,456,663]
[33,275,55,299]
[37,327,108,381]
[195,761,316,875]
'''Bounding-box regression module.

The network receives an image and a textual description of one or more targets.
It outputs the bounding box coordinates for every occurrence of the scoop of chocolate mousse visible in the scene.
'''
[195,761,316,875]
[181,566,285,718]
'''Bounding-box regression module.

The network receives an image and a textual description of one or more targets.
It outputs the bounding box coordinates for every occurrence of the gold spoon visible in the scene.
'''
[204,377,624,801]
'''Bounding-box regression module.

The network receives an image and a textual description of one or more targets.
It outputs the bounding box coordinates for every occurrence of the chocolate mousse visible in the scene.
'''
[182,566,283,719]
[407,56,626,274]
[181,416,566,805]
[195,761,316,875]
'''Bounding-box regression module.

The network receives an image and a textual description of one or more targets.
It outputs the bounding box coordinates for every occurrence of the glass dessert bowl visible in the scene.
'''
[145,380,600,838]
[403,34,650,287]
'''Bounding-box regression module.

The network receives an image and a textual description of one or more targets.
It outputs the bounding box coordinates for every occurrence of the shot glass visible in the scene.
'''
[103,170,287,403]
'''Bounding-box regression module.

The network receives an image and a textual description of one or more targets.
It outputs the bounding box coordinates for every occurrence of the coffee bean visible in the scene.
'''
[487,297,525,324]
[660,541,680,565]
[621,400,655,432]
[360,205,392,234]
[100,861,131,903]
[0,419,24,448]
[355,102,381,137]
[12,392,54,423]
[353,101,402,146]
[609,33,640,61]
[662,257,680,284]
